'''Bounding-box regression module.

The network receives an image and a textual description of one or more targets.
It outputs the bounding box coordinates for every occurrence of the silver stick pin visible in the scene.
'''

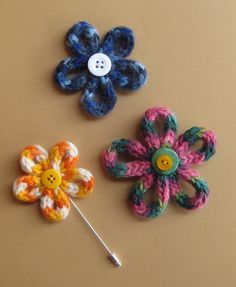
[69,197,122,267]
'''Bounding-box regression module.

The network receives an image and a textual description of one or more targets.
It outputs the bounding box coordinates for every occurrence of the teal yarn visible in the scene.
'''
[102,107,216,219]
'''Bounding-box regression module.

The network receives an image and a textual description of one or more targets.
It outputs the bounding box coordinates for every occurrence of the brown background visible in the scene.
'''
[0,0,235,286]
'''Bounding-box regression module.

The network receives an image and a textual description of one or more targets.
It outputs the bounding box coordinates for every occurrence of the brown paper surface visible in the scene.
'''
[0,1,235,286]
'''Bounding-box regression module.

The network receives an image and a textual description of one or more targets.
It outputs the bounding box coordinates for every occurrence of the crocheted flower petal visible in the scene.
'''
[81,77,117,117]
[40,188,70,222]
[173,167,209,209]
[62,168,94,198]
[141,107,177,149]
[168,176,180,197]
[155,176,171,205]
[49,141,79,173]
[173,127,216,165]
[55,57,89,92]
[102,26,134,60]
[66,21,100,56]
[20,145,49,175]
[13,175,42,202]
[129,177,168,218]
[110,60,147,90]
[102,139,150,178]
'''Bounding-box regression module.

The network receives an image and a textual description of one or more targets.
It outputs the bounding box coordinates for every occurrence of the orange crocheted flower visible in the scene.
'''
[13,141,94,222]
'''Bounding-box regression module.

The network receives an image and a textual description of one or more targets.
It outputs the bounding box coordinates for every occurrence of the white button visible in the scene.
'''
[87,53,112,77]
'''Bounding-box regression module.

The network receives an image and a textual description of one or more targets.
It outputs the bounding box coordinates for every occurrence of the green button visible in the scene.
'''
[152,148,179,175]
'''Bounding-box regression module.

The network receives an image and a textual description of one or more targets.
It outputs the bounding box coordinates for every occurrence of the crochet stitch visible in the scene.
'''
[13,141,94,222]
[102,107,216,219]
[55,21,147,117]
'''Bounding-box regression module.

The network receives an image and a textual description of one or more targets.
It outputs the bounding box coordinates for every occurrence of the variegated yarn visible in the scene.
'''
[55,21,147,117]
[13,141,94,222]
[102,107,216,219]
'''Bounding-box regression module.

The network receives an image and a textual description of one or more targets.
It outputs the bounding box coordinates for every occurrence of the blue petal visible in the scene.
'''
[55,57,88,92]
[110,59,147,90]
[81,77,117,117]
[66,21,100,56]
[102,27,134,60]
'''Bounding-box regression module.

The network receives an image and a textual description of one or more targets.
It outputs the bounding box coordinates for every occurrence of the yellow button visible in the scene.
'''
[41,169,62,189]
[156,155,173,171]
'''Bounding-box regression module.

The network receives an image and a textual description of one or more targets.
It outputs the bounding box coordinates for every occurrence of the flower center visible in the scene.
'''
[152,148,179,175]
[87,53,112,77]
[41,169,61,189]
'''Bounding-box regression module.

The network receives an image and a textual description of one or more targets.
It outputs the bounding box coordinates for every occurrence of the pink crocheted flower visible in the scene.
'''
[102,107,216,218]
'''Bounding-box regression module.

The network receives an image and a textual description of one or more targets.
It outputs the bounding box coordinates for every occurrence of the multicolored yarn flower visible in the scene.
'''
[13,141,94,222]
[102,107,216,219]
[55,21,147,117]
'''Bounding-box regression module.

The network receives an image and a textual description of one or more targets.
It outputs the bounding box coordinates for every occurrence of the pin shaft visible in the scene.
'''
[69,197,121,267]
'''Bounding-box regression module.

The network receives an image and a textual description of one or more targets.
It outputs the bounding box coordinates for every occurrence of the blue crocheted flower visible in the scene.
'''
[55,21,147,117]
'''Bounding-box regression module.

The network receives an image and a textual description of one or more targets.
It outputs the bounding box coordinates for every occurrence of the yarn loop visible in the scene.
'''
[102,107,216,219]
[13,141,94,222]
[55,21,147,117]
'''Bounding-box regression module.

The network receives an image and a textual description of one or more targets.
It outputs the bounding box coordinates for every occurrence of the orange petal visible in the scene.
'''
[20,145,49,175]
[49,141,79,173]
[40,188,70,222]
[63,168,94,198]
[13,175,42,202]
